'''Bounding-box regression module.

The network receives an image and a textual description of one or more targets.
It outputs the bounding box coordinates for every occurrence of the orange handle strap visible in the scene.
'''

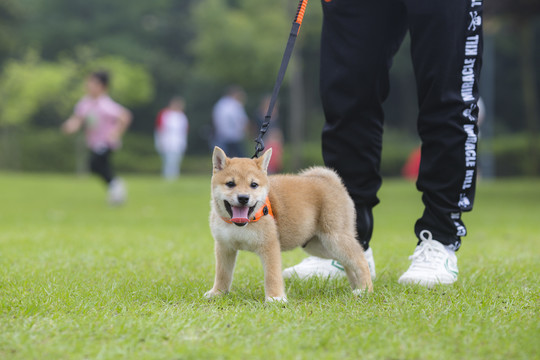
[294,0,309,25]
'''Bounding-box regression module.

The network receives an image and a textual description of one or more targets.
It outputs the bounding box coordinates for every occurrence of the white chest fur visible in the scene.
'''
[210,214,265,252]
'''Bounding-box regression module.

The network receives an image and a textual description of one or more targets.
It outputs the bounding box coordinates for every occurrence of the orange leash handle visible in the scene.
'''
[294,0,309,26]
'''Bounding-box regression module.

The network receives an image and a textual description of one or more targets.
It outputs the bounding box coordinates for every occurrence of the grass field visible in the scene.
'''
[0,173,538,359]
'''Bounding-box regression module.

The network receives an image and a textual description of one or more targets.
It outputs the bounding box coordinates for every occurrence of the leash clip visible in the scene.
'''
[252,139,265,159]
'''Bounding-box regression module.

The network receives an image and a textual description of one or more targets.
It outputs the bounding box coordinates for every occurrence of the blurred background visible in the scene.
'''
[0,0,538,177]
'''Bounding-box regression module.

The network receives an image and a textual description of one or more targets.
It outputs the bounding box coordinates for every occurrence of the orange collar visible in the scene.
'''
[221,197,274,225]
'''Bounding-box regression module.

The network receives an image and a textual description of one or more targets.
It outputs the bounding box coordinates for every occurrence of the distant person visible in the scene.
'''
[61,71,132,205]
[154,96,189,180]
[212,86,248,158]
[265,130,284,174]
[255,95,283,174]
[402,147,421,181]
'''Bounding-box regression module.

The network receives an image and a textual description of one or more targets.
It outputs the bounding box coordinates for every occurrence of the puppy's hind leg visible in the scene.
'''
[322,233,373,294]
[205,241,238,298]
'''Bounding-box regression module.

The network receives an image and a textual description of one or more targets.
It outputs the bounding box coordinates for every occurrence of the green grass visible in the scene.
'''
[0,173,539,359]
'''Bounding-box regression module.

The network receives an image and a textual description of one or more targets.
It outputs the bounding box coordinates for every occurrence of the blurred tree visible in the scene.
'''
[1,0,538,173]
[16,0,193,131]
[486,0,540,175]
[190,0,325,165]
[0,51,77,127]
[0,50,154,169]
[0,50,154,128]
[0,50,76,168]
[0,0,21,65]
[190,0,289,89]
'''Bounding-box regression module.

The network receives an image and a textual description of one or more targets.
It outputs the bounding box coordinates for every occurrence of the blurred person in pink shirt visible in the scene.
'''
[62,71,132,205]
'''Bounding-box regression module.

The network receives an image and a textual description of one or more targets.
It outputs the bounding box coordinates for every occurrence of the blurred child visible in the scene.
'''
[155,96,189,180]
[61,71,132,205]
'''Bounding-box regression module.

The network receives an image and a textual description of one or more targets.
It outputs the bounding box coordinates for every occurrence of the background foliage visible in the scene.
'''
[0,0,539,175]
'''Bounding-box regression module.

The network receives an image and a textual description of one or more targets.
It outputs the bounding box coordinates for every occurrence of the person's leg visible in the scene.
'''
[104,150,126,205]
[89,149,114,184]
[177,151,184,177]
[407,0,483,250]
[223,142,243,158]
[162,151,180,180]
[320,0,408,250]
[218,141,232,157]
[227,142,237,158]
[230,142,245,158]
[169,152,180,179]
[399,0,483,286]
[90,149,126,205]
[160,152,168,178]
[283,0,408,280]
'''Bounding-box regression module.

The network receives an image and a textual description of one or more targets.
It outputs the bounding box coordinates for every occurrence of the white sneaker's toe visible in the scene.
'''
[282,257,346,280]
[282,268,298,279]
[398,231,458,287]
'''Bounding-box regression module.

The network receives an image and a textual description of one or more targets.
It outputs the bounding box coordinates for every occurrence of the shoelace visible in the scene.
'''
[408,230,447,268]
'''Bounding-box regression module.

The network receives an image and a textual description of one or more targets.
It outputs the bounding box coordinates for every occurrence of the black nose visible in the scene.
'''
[237,195,250,205]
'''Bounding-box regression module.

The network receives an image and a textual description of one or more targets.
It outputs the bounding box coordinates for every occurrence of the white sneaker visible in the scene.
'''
[282,257,346,279]
[108,178,127,205]
[282,248,376,280]
[364,247,376,279]
[398,230,458,287]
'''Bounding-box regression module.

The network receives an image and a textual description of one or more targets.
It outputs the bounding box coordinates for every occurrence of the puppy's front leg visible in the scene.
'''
[258,234,286,302]
[205,240,237,298]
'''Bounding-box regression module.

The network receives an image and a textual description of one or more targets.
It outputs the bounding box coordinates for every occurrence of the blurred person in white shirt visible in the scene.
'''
[212,86,249,158]
[155,96,189,180]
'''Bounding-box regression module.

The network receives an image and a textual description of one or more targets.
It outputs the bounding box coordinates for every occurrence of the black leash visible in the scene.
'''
[252,0,309,159]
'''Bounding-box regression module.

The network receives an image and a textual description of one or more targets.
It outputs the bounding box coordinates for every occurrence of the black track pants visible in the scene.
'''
[89,149,115,185]
[320,0,483,250]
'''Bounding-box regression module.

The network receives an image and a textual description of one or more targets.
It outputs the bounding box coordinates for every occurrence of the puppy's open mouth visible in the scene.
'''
[224,200,256,226]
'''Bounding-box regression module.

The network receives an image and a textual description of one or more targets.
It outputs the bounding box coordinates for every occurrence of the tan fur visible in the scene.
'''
[206,147,373,302]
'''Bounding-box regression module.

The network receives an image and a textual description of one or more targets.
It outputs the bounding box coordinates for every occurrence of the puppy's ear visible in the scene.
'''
[257,148,272,174]
[212,146,228,173]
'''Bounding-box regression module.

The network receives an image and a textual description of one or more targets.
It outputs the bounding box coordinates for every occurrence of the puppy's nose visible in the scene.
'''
[237,194,250,205]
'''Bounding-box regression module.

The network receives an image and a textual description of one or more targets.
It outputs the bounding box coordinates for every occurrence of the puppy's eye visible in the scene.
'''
[250,182,259,189]
[225,181,236,188]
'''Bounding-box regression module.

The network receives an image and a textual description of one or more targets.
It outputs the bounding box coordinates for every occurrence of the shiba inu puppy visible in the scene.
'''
[206,147,373,302]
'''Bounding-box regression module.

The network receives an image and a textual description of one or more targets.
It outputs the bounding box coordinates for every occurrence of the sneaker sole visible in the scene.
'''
[398,276,457,288]
[282,270,346,280]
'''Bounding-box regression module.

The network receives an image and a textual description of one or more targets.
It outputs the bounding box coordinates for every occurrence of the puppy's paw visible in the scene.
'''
[204,289,225,299]
[266,296,288,303]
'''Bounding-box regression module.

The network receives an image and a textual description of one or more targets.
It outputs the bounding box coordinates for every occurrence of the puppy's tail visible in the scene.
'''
[299,167,345,188]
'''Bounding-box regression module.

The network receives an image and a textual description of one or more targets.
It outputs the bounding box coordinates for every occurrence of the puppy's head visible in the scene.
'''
[211,147,272,226]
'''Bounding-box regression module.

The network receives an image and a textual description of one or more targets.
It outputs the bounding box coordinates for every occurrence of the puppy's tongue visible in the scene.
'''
[231,206,250,223]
